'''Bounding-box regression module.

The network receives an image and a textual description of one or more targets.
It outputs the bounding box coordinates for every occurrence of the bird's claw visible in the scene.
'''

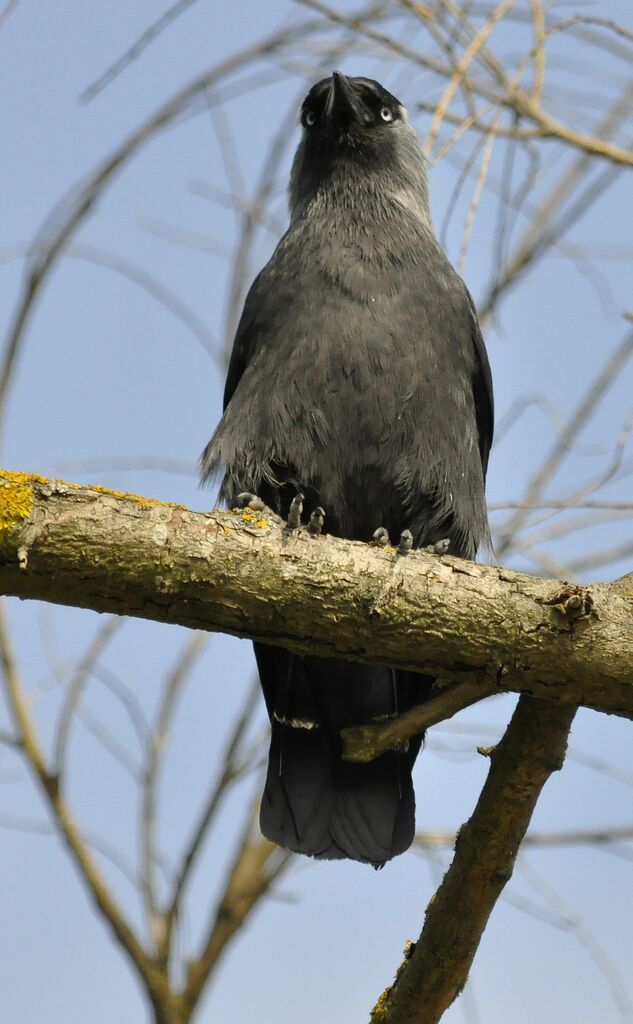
[286,492,305,531]
[372,527,390,547]
[425,538,450,555]
[397,529,413,555]
[308,507,325,536]
[236,492,267,512]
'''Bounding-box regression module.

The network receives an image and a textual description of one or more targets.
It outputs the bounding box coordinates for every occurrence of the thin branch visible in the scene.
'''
[53,616,124,779]
[188,179,285,238]
[342,681,497,763]
[518,858,633,1023]
[0,18,323,434]
[495,328,633,556]
[529,0,546,104]
[423,0,517,157]
[548,16,633,52]
[52,455,195,477]
[489,501,633,512]
[480,78,633,320]
[415,824,633,849]
[0,727,20,748]
[0,0,19,28]
[79,0,204,103]
[0,600,158,998]
[162,675,261,957]
[458,114,499,270]
[141,632,207,953]
[184,796,291,1005]
[566,539,633,576]
[0,812,140,889]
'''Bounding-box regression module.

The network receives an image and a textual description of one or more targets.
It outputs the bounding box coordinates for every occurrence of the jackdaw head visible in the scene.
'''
[289,72,430,226]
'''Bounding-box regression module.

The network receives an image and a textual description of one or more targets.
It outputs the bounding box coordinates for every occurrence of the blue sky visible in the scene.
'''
[1,2,633,1022]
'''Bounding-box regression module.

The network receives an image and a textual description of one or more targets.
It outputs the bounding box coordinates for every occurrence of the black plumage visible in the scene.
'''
[201,73,493,866]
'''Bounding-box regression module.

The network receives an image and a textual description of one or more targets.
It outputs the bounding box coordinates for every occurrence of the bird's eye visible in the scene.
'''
[380,106,394,122]
[305,110,316,127]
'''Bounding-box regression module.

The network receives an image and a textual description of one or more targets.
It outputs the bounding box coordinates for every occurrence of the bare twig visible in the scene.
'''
[184,796,291,1005]
[529,0,546,104]
[0,813,140,889]
[518,858,633,1023]
[0,0,20,29]
[489,501,633,512]
[342,681,497,763]
[0,19,322,434]
[458,115,498,270]
[141,632,207,953]
[496,328,633,556]
[162,675,261,957]
[480,79,633,320]
[424,0,517,157]
[79,0,204,103]
[0,600,158,998]
[415,824,633,849]
[548,16,633,52]
[52,455,195,477]
[53,616,124,779]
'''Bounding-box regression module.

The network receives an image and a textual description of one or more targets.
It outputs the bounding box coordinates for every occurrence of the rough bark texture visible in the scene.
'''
[370,697,576,1024]
[1,471,632,721]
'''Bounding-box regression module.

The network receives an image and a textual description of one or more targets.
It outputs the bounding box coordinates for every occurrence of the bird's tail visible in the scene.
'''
[254,644,431,866]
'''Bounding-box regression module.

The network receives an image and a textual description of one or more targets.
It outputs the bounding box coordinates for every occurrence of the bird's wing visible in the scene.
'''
[222,265,271,411]
[466,289,494,479]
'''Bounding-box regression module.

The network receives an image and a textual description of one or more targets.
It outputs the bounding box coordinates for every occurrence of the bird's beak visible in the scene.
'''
[324,71,365,124]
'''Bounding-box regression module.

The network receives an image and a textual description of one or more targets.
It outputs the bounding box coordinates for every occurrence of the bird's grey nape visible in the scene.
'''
[288,73,432,233]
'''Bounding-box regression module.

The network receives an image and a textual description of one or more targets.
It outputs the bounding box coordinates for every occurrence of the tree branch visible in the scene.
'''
[184,800,291,1008]
[1,470,632,722]
[0,600,165,1003]
[371,696,576,1024]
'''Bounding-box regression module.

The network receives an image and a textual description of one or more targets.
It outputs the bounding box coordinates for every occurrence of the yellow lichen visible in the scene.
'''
[0,473,34,536]
[89,484,187,510]
[0,468,188,517]
[369,987,391,1022]
[232,508,271,528]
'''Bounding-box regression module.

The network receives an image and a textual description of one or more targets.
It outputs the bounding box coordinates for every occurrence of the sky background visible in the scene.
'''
[1,2,633,1022]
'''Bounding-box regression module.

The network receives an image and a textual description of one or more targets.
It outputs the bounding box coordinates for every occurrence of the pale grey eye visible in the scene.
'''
[380,106,394,122]
[305,110,316,126]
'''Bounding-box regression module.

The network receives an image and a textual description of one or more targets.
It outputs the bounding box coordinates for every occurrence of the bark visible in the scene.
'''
[370,697,576,1024]
[1,470,632,723]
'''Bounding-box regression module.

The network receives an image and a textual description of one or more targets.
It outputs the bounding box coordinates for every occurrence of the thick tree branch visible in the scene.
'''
[0,471,632,723]
[371,696,576,1024]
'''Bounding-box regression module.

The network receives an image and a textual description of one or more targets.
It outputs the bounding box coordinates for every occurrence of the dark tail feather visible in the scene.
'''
[255,643,431,866]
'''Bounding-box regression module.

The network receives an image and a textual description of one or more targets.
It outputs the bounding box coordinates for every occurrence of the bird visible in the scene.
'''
[201,72,493,866]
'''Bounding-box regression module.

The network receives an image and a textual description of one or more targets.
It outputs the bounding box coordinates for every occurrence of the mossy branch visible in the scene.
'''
[1,470,632,732]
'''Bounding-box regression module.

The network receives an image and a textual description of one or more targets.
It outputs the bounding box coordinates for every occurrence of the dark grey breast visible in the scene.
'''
[202,88,492,554]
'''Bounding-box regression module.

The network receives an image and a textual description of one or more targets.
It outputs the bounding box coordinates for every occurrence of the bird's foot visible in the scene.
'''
[236,492,269,513]
[285,492,305,531]
[424,538,451,555]
[372,527,390,547]
[308,507,325,536]
[233,493,282,526]
[397,530,413,555]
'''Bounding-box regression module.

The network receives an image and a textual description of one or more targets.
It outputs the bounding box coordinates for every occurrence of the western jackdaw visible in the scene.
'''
[201,72,493,866]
